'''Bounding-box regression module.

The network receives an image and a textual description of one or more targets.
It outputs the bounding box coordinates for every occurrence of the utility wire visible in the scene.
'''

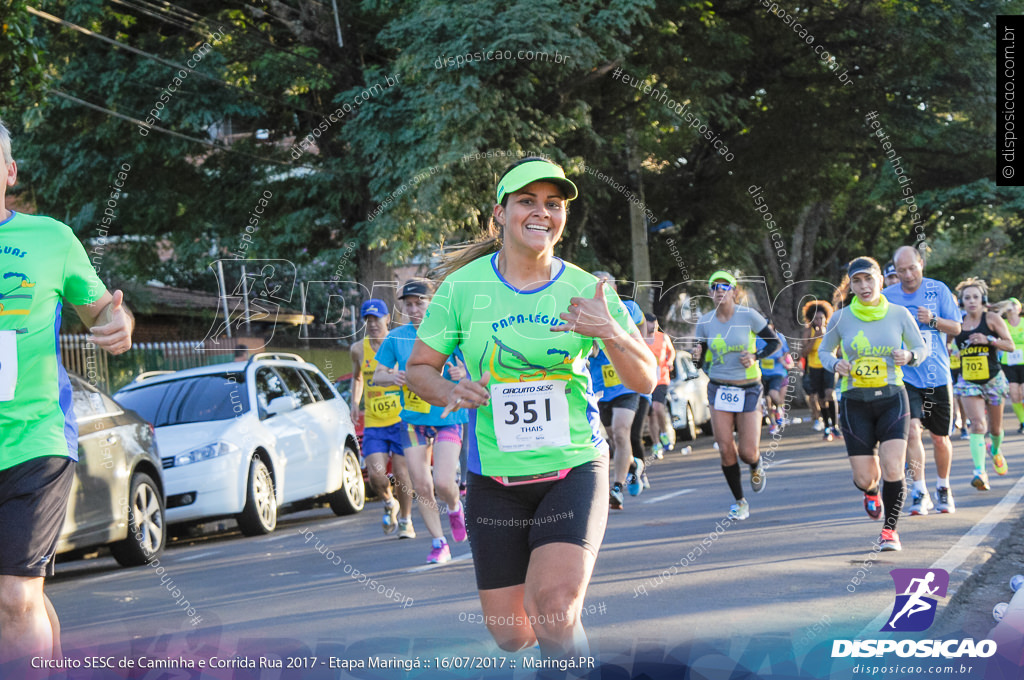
[114,0,332,72]
[48,88,312,169]
[26,5,330,119]
[108,0,195,32]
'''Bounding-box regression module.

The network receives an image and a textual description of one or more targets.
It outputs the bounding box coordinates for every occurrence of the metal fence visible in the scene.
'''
[60,336,229,394]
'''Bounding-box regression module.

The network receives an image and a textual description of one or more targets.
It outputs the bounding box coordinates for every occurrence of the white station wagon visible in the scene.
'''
[115,353,364,535]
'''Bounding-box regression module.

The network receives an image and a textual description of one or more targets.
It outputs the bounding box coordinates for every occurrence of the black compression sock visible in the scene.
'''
[722,463,744,501]
[882,479,905,531]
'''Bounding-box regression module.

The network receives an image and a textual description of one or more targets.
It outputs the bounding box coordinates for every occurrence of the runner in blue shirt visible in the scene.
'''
[588,286,646,508]
[882,246,962,514]
[374,279,469,564]
[757,321,794,435]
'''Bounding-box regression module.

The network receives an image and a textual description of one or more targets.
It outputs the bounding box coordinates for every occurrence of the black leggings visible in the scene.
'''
[631,397,651,461]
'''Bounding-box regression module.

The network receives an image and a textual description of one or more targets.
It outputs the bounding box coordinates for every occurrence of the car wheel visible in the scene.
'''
[678,403,698,441]
[329,446,365,516]
[700,413,714,436]
[237,456,277,535]
[111,471,165,567]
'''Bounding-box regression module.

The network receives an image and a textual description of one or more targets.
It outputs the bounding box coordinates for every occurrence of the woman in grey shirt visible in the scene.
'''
[693,271,780,521]
[819,257,927,552]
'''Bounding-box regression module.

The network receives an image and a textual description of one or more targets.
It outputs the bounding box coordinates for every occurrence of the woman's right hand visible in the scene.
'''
[834,360,852,377]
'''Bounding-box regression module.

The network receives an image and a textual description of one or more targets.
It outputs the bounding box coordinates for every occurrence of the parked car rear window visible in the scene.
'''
[304,369,337,401]
[116,373,248,426]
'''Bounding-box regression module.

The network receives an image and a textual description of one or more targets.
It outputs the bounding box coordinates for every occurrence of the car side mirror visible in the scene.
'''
[267,395,299,416]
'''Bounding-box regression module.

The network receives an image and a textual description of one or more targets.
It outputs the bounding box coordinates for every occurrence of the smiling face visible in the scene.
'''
[493,181,567,257]
[850,270,881,303]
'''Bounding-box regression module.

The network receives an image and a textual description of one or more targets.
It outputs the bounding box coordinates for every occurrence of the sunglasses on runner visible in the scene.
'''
[709,283,733,292]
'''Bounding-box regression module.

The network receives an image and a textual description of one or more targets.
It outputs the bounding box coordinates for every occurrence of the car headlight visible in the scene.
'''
[174,441,240,467]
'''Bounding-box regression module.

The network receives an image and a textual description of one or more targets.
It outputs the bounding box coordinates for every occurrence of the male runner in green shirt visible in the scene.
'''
[0,120,134,675]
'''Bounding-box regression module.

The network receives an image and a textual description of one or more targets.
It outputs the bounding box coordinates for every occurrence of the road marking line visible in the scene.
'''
[176,550,219,562]
[87,571,127,583]
[406,552,472,573]
[765,458,791,467]
[642,489,695,504]
[858,472,1024,637]
[259,532,305,543]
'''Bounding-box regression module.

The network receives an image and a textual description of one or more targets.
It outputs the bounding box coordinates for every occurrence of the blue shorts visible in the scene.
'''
[761,374,787,394]
[401,423,463,450]
[362,422,405,457]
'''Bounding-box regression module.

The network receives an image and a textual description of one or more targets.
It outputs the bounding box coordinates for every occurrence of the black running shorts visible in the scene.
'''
[806,367,835,399]
[839,390,910,457]
[0,456,76,577]
[598,392,640,427]
[1003,364,1024,384]
[465,457,609,591]
[905,383,953,437]
[651,384,669,404]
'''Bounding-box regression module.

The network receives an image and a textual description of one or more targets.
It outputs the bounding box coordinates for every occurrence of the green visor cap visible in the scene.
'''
[708,270,738,287]
[1009,297,1021,306]
[495,160,579,204]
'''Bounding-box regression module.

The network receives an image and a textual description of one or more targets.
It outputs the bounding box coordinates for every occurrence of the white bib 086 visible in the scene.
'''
[491,380,571,452]
[0,331,18,402]
[713,384,744,412]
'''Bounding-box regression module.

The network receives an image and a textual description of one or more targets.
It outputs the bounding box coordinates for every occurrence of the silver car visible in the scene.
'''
[58,372,166,567]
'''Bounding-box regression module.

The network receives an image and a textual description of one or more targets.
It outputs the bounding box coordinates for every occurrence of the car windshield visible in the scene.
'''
[116,373,248,426]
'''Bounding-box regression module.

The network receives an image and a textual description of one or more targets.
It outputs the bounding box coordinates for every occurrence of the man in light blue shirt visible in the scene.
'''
[883,246,962,514]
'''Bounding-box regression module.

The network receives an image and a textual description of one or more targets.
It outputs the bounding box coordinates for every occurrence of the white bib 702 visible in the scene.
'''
[491,380,571,452]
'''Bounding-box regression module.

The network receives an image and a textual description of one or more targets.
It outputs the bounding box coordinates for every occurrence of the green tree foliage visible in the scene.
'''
[2,0,1021,343]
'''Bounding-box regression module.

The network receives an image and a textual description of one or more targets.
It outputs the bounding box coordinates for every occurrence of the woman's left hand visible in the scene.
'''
[448,357,467,382]
[739,351,756,368]
[891,349,912,366]
[554,278,617,339]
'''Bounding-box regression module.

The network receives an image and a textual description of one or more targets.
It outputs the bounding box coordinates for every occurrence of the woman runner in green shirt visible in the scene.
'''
[407,157,656,659]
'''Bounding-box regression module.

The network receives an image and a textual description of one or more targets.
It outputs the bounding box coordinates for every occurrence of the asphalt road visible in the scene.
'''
[46,409,1024,679]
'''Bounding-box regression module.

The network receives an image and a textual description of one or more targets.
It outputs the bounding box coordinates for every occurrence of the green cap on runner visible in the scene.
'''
[496,159,578,204]
[708,270,738,288]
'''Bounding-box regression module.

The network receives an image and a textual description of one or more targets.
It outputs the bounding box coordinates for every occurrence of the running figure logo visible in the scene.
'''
[881,568,949,632]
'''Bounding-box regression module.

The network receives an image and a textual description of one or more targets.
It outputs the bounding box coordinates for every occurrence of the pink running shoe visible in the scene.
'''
[427,543,451,564]
[449,503,468,542]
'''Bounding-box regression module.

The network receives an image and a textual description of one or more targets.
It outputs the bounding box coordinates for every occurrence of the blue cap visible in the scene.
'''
[360,299,389,318]
[622,300,644,325]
